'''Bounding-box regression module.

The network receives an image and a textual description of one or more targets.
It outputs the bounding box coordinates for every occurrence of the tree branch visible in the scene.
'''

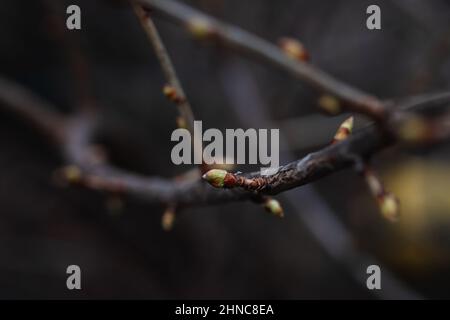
[1,76,448,209]
[131,1,196,134]
[137,0,450,144]
[137,0,386,120]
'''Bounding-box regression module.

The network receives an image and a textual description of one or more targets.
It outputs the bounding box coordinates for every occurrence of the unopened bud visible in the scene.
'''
[378,192,400,222]
[202,169,228,188]
[398,116,428,144]
[162,207,176,231]
[279,37,309,61]
[176,116,187,129]
[186,18,214,39]
[333,116,354,143]
[364,169,383,196]
[263,198,284,218]
[62,165,81,183]
[163,84,185,104]
[318,95,341,115]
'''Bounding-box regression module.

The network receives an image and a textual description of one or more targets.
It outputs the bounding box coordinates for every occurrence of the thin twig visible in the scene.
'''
[43,0,95,111]
[137,0,450,144]
[131,1,195,134]
[132,1,209,173]
[137,0,387,120]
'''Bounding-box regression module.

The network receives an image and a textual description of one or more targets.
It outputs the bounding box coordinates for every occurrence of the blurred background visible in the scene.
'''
[0,0,449,299]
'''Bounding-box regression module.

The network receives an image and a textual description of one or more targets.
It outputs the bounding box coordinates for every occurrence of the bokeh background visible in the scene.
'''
[0,0,450,299]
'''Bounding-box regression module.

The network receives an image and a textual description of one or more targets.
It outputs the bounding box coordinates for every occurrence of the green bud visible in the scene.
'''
[202,169,228,188]
[379,193,400,222]
[264,198,284,218]
[186,18,213,39]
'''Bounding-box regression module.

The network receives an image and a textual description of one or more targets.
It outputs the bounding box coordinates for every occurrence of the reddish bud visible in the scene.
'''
[279,37,309,62]
[333,116,354,143]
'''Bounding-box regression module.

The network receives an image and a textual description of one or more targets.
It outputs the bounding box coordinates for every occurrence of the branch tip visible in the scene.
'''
[363,167,400,222]
[378,192,400,223]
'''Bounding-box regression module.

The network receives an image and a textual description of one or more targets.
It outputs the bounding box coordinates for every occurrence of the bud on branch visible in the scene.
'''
[278,37,309,62]
[263,198,284,218]
[332,116,354,144]
[363,167,400,222]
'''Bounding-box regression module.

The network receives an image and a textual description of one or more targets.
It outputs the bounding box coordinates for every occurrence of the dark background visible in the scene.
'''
[0,0,449,299]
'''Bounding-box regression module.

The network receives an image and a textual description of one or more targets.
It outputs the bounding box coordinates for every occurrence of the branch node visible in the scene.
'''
[163,84,185,104]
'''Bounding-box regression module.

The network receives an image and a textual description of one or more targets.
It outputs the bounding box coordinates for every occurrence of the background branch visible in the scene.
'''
[138,0,386,119]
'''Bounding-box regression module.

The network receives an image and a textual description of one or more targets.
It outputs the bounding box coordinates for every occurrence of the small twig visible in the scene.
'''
[131,2,195,133]
[137,0,450,145]
[137,0,386,121]
[131,1,209,173]
[43,0,95,111]
[0,77,66,143]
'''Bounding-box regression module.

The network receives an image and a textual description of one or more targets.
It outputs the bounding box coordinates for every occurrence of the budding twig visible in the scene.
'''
[132,1,208,173]
[137,0,387,121]
[132,2,195,130]
[202,169,269,191]
[138,0,450,145]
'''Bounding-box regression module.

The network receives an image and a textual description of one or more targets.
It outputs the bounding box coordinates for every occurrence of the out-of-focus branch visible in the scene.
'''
[0,76,250,207]
[131,0,209,175]
[43,0,95,111]
[137,0,386,120]
[0,77,66,144]
[131,2,195,133]
[137,0,450,144]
